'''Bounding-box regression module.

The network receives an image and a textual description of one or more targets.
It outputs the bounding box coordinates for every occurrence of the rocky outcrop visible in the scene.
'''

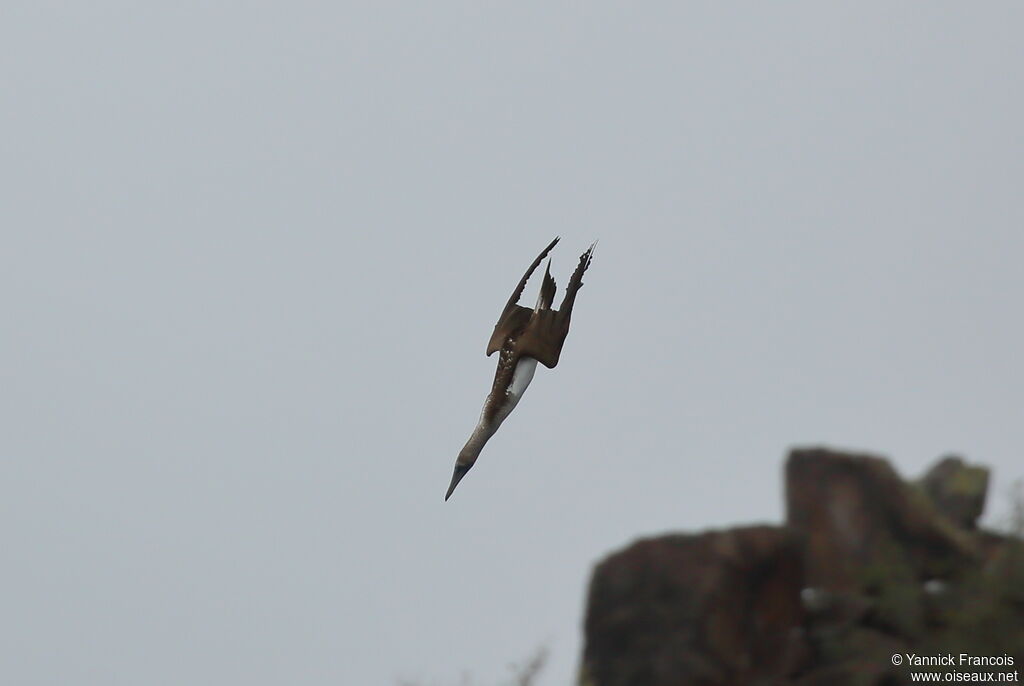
[582,527,805,686]
[786,448,980,594]
[580,448,1024,686]
[918,455,989,530]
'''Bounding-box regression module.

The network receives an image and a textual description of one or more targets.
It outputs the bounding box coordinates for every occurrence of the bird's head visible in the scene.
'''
[445,461,473,501]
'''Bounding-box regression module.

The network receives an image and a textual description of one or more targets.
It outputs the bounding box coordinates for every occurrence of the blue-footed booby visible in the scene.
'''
[445,237,595,501]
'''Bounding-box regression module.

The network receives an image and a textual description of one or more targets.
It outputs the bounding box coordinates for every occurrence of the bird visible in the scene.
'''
[445,236,596,501]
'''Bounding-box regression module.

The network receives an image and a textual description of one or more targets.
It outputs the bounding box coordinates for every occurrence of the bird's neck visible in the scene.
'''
[458,421,497,467]
[457,356,538,468]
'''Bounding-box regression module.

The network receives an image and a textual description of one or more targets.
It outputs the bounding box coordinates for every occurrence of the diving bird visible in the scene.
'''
[445,237,596,501]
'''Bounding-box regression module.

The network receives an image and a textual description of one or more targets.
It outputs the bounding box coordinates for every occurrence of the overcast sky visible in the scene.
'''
[3,3,1023,685]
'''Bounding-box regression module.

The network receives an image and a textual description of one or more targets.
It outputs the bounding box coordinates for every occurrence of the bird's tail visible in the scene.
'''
[534,259,557,312]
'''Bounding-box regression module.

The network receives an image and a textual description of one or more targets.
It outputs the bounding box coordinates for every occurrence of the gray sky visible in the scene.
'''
[2,3,1022,684]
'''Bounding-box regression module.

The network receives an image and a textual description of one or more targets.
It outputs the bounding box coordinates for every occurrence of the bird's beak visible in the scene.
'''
[445,464,472,501]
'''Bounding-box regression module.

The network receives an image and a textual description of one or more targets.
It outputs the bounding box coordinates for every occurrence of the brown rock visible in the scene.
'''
[919,455,989,529]
[785,447,979,598]
[579,448,1022,685]
[791,661,900,686]
[581,526,806,686]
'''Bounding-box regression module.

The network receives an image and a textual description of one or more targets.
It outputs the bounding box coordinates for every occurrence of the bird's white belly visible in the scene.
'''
[509,356,538,400]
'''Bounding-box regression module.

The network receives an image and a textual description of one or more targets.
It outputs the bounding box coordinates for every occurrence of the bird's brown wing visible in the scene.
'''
[513,310,569,369]
[515,243,596,369]
[486,237,560,355]
[558,241,595,317]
